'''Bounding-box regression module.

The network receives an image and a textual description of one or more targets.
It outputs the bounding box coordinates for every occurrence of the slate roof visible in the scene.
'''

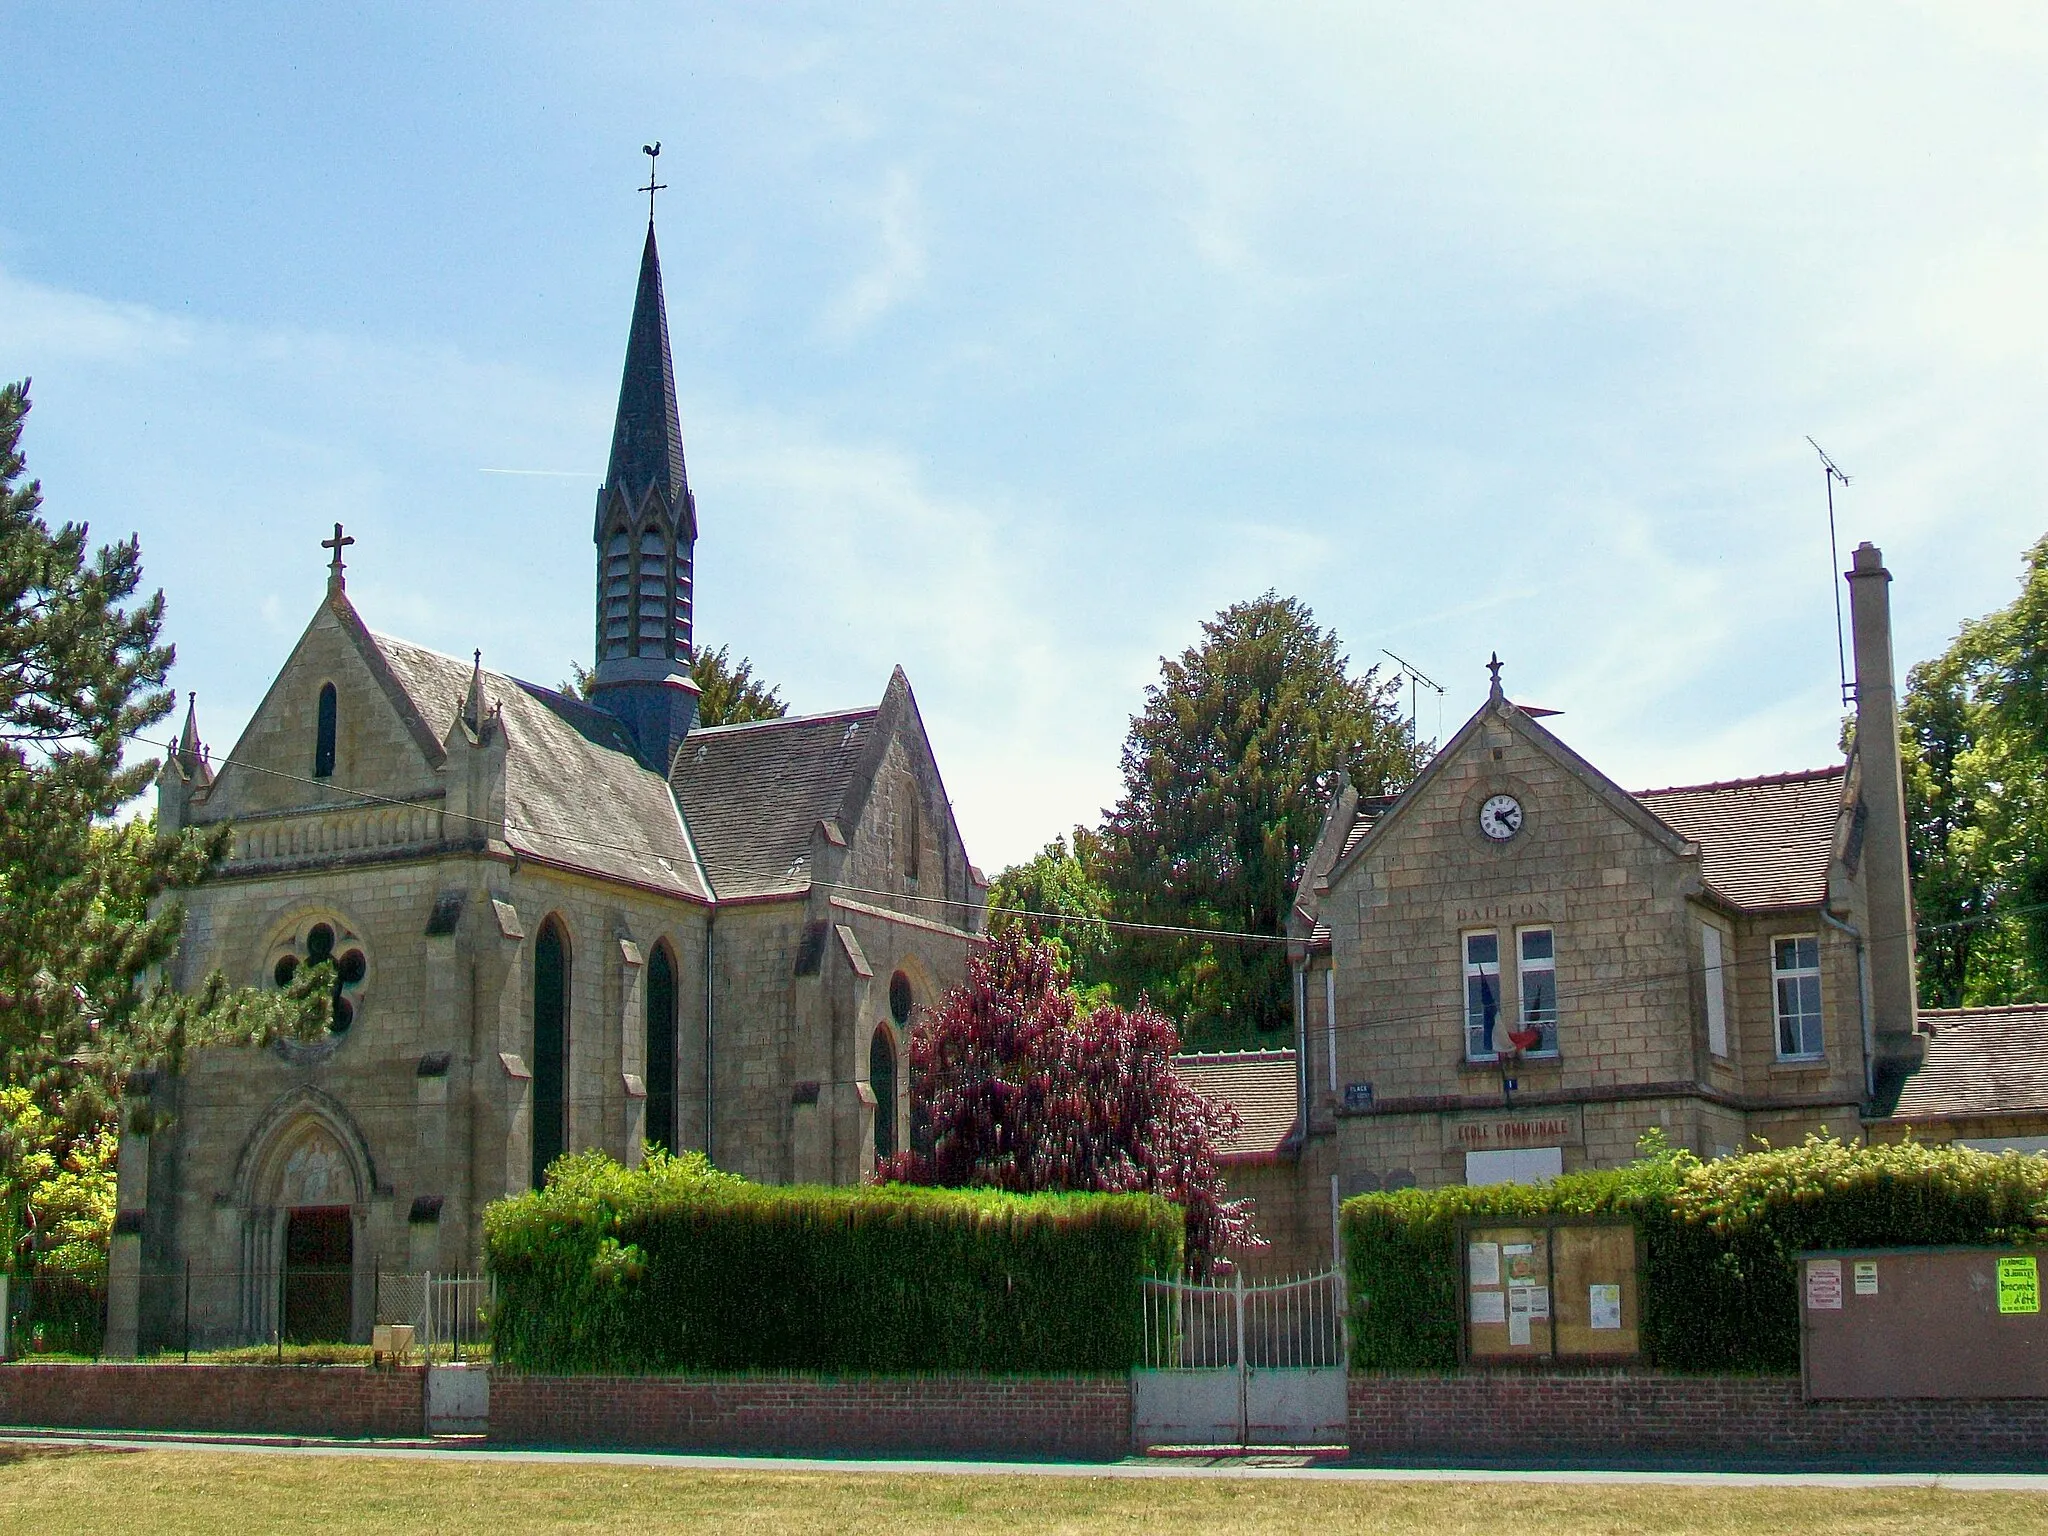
[370,634,709,901]
[1173,1050,1300,1162]
[1877,1006,2048,1121]
[1340,793,1400,862]
[1633,766,1846,911]
[669,707,880,900]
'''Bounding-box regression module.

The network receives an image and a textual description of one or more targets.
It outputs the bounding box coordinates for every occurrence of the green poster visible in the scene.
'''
[1997,1255,2040,1315]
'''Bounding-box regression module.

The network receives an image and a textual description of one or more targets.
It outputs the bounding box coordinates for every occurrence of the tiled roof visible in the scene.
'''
[1339,793,1400,861]
[1633,766,1845,911]
[670,707,879,900]
[1173,1050,1300,1161]
[1878,1005,2048,1120]
[370,635,710,901]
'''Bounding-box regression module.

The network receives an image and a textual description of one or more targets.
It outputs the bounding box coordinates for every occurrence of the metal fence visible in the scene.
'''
[6,1274,108,1358]
[377,1271,492,1362]
[0,1266,494,1360]
[1139,1269,1346,1371]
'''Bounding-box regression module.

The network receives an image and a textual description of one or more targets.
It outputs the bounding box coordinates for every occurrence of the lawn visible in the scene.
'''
[0,1448,2045,1534]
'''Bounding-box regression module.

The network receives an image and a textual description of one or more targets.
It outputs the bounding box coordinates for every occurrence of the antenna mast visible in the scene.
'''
[1382,649,1446,747]
[1806,437,1854,705]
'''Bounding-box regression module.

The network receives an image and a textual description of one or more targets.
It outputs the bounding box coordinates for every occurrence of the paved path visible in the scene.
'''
[5,1429,2048,1490]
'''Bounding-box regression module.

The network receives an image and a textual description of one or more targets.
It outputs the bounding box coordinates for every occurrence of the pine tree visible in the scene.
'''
[1097,592,1421,1047]
[0,381,323,1136]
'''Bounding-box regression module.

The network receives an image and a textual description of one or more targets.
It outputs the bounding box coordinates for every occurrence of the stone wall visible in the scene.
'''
[489,1372,1132,1459]
[0,1363,425,1438]
[1350,1372,2048,1466]
[1226,1150,1338,1278]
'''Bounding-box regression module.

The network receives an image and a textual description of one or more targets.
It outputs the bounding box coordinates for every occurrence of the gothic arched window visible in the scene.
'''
[532,919,570,1188]
[645,942,677,1153]
[904,787,921,882]
[601,529,632,661]
[314,683,337,779]
[870,1025,897,1160]
[636,528,669,658]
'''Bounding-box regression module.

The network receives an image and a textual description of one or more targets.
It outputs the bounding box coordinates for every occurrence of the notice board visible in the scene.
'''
[1801,1247,2048,1399]
[1462,1218,1640,1365]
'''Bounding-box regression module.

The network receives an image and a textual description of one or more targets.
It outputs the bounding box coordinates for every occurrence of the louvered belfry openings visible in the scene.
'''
[594,221,696,676]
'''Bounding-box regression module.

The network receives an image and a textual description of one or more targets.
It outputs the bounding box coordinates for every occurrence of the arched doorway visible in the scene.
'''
[870,1026,898,1160]
[532,919,570,1187]
[256,1120,365,1345]
[645,942,677,1153]
[283,1207,353,1342]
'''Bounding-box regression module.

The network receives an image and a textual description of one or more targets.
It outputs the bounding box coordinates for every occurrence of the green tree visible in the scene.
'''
[561,644,787,728]
[0,381,326,1158]
[986,828,1116,1006]
[1097,592,1422,1048]
[687,644,787,728]
[1903,534,2048,1006]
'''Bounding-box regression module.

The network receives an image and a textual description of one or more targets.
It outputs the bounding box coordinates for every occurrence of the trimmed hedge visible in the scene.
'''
[1345,1135,2048,1373]
[485,1150,1183,1374]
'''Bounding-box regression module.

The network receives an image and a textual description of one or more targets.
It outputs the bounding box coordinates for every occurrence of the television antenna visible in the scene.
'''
[1806,437,1854,705]
[1382,649,1445,747]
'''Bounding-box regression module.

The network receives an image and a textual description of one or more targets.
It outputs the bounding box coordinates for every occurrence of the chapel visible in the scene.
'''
[105,213,985,1352]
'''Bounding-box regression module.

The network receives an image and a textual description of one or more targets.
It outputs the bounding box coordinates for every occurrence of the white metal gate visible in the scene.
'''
[1134,1269,1348,1447]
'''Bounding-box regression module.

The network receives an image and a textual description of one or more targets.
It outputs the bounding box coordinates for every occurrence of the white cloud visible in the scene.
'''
[822,168,929,341]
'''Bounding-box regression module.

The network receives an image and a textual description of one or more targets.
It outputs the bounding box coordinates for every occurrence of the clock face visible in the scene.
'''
[1479,793,1524,842]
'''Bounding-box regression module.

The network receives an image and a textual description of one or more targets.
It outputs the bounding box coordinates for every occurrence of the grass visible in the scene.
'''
[0,1449,2044,1534]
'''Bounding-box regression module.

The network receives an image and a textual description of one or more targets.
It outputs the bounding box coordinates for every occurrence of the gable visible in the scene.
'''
[1320,694,1695,898]
[838,669,973,910]
[200,597,446,820]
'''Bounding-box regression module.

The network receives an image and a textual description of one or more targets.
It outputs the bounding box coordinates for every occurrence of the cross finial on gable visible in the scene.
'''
[321,523,356,593]
[1486,652,1504,698]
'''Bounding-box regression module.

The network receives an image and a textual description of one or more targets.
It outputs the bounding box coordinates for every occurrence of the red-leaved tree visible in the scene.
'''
[877,933,1259,1274]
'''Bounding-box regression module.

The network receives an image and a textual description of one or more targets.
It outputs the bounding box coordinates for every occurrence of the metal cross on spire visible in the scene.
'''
[321,523,355,592]
[639,142,667,224]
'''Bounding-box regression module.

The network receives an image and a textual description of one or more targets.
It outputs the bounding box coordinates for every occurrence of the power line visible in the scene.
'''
[128,729,2047,1049]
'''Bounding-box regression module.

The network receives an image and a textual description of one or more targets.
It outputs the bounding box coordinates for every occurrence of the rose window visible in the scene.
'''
[270,920,368,1035]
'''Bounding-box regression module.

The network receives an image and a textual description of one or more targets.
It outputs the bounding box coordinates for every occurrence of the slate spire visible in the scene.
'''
[175,691,211,785]
[603,223,690,522]
[589,202,702,772]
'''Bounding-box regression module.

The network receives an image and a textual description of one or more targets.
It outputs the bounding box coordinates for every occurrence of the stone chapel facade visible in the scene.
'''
[106,221,985,1352]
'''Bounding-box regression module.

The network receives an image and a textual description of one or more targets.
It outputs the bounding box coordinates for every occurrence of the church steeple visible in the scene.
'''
[602,223,692,532]
[587,170,702,773]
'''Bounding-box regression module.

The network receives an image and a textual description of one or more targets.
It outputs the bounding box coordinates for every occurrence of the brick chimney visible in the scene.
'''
[1846,542,1918,1055]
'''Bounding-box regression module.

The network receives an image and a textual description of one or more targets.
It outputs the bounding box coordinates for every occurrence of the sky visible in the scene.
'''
[5,3,2046,872]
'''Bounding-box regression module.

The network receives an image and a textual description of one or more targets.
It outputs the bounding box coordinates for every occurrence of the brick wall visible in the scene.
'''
[0,1363,425,1438]
[1351,1373,2048,1465]
[490,1373,1132,1459]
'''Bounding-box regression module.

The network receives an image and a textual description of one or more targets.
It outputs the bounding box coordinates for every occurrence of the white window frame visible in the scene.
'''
[1702,923,1729,1059]
[1464,930,1503,1061]
[1515,926,1559,1058]
[1773,934,1824,1060]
